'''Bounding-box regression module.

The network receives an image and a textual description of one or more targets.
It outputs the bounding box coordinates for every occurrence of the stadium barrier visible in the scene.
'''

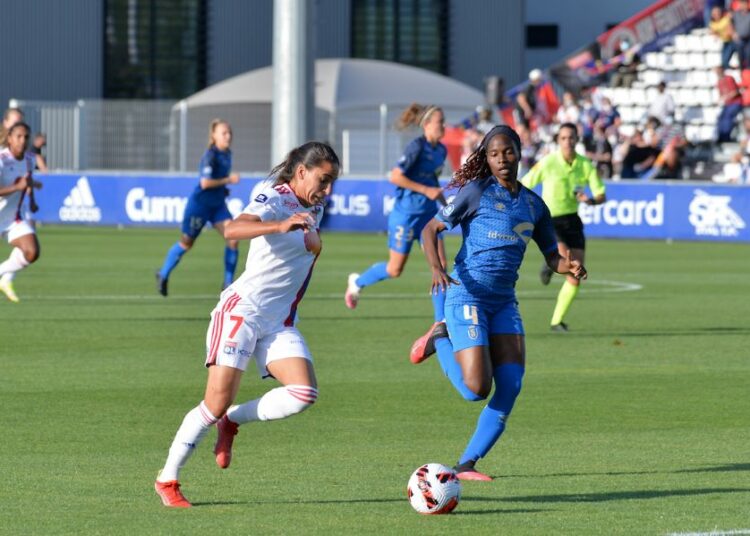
[33,173,749,242]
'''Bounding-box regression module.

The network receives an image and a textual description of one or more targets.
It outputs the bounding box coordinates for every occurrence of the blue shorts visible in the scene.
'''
[181,199,233,239]
[387,209,436,254]
[445,297,524,352]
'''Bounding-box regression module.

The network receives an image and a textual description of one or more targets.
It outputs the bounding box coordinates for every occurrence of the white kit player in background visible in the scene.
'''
[0,122,42,303]
[155,142,340,508]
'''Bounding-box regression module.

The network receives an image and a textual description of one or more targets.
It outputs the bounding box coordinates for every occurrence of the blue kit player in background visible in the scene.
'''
[345,103,448,311]
[409,126,587,481]
[156,119,240,296]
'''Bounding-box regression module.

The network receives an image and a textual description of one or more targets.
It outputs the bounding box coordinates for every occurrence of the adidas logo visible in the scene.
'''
[59,177,102,222]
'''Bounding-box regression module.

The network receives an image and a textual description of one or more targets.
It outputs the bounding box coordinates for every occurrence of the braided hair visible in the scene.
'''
[450,125,521,188]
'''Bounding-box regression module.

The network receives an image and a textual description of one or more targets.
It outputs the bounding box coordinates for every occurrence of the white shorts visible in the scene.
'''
[204,292,312,378]
[1,219,35,242]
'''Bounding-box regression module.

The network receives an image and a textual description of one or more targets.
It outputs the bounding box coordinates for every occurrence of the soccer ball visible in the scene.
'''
[407,463,461,514]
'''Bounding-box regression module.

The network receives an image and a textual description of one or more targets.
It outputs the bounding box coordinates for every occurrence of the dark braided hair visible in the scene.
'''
[270,141,340,185]
[450,125,521,189]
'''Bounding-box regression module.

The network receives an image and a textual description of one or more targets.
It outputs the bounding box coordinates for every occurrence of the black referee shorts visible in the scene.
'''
[552,213,586,250]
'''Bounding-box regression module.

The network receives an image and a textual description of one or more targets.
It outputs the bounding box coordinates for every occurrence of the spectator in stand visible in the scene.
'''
[645,82,675,125]
[579,92,599,145]
[514,69,543,129]
[715,66,744,142]
[652,122,689,179]
[595,96,622,138]
[585,123,613,179]
[610,47,641,89]
[710,5,738,69]
[30,133,47,172]
[474,106,497,135]
[620,117,662,178]
[722,112,750,182]
[732,0,750,68]
[556,91,581,125]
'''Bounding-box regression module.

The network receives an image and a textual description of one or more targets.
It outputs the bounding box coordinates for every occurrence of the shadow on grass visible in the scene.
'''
[501,463,750,480]
[498,487,750,504]
[676,463,750,473]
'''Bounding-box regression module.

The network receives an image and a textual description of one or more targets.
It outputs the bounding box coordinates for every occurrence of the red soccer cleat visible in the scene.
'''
[214,415,239,469]
[409,321,448,364]
[455,469,493,482]
[155,480,192,508]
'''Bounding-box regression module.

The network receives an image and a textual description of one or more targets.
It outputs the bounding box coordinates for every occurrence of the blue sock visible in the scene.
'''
[431,286,446,322]
[159,242,187,279]
[355,261,390,289]
[459,363,524,464]
[224,246,239,287]
[435,337,483,402]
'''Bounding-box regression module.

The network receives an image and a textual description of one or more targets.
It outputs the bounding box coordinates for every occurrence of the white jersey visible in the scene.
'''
[226,182,324,330]
[0,148,33,225]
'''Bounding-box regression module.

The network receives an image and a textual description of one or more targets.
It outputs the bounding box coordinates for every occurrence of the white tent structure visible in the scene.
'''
[170,58,484,175]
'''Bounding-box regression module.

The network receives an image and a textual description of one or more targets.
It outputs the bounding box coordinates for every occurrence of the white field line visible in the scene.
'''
[667,530,750,536]
[20,279,642,301]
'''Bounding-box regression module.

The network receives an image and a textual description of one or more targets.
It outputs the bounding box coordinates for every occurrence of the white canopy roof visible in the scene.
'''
[179,58,484,111]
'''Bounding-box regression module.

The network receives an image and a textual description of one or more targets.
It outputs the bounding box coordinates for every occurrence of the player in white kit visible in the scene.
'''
[155,142,340,508]
[0,122,41,302]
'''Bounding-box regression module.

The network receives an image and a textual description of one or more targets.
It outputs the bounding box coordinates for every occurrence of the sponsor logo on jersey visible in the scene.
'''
[442,204,455,216]
[495,203,505,211]
[254,193,268,203]
[223,341,237,355]
[125,188,188,223]
[282,199,300,210]
[579,194,664,226]
[689,189,746,237]
[512,222,535,244]
[468,326,478,340]
[59,177,102,222]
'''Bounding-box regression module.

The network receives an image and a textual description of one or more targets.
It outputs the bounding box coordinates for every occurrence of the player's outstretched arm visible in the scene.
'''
[0,175,30,197]
[224,212,314,241]
[544,250,587,281]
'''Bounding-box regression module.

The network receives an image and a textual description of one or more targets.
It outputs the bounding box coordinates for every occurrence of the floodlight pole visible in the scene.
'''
[271,0,314,166]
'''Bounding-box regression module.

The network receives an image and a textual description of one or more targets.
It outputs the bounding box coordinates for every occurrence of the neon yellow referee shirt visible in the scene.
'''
[521,151,606,218]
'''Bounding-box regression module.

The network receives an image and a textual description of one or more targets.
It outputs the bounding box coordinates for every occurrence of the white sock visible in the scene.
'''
[158,401,218,482]
[1,272,15,283]
[0,248,28,277]
[226,385,318,424]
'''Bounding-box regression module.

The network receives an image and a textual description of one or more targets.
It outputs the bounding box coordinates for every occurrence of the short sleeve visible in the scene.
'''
[435,179,486,231]
[396,138,422,175]
[521,160,544,189]
[198,150,214,178]
[243,190,280,221]
[532,201,558,255]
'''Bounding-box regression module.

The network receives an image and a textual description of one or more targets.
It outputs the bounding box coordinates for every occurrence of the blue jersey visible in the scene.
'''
[437,176,558,306]
[190,146,233,208]
[394,136,446,215]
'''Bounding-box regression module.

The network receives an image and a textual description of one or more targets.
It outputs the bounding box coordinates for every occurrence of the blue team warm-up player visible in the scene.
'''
[345,103,448,312]
[409,125,587,481]
[156,119,240,296]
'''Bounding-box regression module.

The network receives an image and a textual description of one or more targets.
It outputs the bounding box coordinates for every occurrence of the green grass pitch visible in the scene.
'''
[1,225,748,535]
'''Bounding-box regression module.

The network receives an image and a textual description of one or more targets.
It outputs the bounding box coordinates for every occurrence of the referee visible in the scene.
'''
[521,122,606,332]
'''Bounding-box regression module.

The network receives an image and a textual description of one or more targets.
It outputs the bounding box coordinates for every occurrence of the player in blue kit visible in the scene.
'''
[156,119,240,296]
[345,103,447,312]
[409,125,587,481]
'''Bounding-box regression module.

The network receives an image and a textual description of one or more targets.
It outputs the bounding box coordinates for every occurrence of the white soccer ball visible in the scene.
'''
[407,463,461,514]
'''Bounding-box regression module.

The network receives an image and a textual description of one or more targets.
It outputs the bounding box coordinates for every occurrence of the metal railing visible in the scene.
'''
[12,98,469,176]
